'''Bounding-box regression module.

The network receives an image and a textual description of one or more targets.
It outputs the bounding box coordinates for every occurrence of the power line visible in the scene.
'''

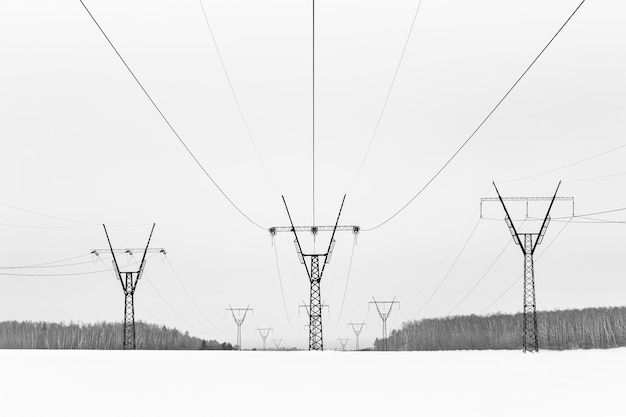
[0,256,112,270]
[78,0,266,230]
[0,201,152,228]
[407,218,482,320]
[564,169,626,184]
[571,216,626,224]
[0,201,97,226]
[197,0,280,195]
[403,215,482,306]
[400,209,481,301]
[446,239,512,316]
[273,242,296,329]
[135,299,167,327]
[395,183,494,298]
[565,207,626,218]
[332,238,357,329]
[0,255,147,276]
[0,269,112,277]
[164,255,230,334]
[362,0,587,231]
[501,142,626,184]
[143,274,218,336]
[312,0,316,227]
[347,0,424,193]
[0,253,92,269]
[0,222,91,229]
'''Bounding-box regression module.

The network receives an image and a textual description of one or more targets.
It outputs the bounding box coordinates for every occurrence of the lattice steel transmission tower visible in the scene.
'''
[92,223,164,350]
[272,339,283,350]
[369,297,399,351]
[348,322,366,351]
[483,181,574,353]
[226,305,253,350]
[338,338,349,351]
[270,195,359,351]
[256,327,273,350]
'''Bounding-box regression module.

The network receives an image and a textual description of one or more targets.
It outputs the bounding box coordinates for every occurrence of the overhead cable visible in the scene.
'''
[79,0,266,230]
[0,253,91,269]
[363,0,587,231]
[565,169,626,184]
[446,239,512,316]
[347,0,424,193]
[0,256,111,270]
[273,242,296,329]
[143,274,226,336]
[165,255,230,334]
[501,142,626,184]
[0,201,97,226]
[407,218,481,320]
[332,238,357,329]
[197,0,280,195]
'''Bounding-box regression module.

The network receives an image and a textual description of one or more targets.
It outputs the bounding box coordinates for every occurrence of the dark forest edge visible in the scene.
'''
[0,321,234,350]
[376,306,626,351]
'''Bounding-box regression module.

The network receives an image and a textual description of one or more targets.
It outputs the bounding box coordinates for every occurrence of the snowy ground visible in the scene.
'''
[1,349,625,417]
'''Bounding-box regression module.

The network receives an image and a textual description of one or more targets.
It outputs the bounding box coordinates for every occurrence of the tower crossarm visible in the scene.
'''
[369,297,399,318]
[226,306,253,322]
[269,225,360,234]
[487,182,572,256]
[480,197,573,202]
[348,322,366,335]
[481,196,574,218]
[370,297,399,351]
[256,327,273,340]
[92,248,166,254]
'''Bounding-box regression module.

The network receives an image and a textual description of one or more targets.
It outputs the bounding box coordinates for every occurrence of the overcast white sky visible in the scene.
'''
[1,0,625,350]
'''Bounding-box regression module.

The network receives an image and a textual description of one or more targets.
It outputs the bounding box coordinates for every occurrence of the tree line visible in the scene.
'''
[375,306,626,351]
[0,321,234,350]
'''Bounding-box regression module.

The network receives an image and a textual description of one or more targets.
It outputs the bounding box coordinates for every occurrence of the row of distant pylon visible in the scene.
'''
[225,297,400,351]
[97,183,568,353]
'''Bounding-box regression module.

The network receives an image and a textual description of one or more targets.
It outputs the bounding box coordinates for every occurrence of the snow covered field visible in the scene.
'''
[1,349,625,416]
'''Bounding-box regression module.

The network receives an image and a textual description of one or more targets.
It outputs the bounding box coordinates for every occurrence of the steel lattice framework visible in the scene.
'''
[226,306,252,350]
[338,338,349,351]
[122,272,136,349]
[348,322,366,351]
[308,256,323,350]
[522,234,538,352]
[256,327,273,350]
[94,224,163,350]
[369,298,399,351]
[272,195,357,350]
[489,181,572,353]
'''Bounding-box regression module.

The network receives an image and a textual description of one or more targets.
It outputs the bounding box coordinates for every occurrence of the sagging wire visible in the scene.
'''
[406,218,482,321]
[273,241,296,329]
[165,255,231,334]
[332,236,357,329]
